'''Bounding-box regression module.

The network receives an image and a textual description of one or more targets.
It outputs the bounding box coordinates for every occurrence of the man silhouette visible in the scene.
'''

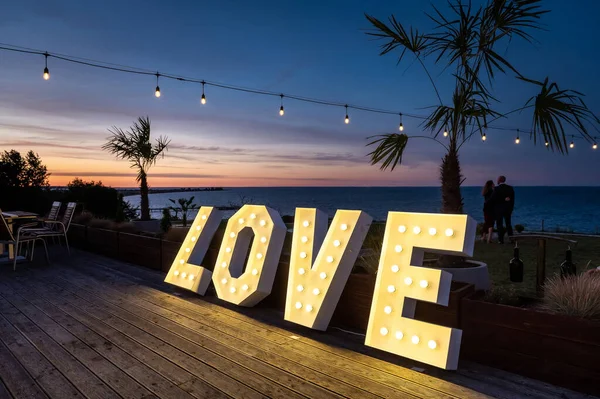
[491,175,515,244]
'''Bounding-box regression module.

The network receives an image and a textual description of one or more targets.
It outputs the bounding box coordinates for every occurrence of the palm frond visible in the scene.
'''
[365,14,430,61]
[366,134,409,171]
[522,77,600,153]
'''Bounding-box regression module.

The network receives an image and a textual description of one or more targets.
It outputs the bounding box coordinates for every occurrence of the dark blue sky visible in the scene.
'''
[1,0,599,186]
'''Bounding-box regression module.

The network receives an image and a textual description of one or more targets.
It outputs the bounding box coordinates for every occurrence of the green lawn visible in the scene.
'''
[473,235,600,297]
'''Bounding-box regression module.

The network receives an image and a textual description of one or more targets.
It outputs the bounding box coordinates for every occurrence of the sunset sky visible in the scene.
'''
[1,0,599,187]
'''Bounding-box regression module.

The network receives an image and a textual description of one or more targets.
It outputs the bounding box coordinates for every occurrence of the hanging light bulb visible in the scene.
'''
[593,143,598,150]
[398,113,404,131]
[200,81,206,104]
[154,73,161,98]
[515,130,520,144]
[545,140,549,147]
[344,105,349,124]
[279,94,284,116]
[43,52,50,80]
[570,141,575,149]
[482,124,487,141]
[443,127,448,137]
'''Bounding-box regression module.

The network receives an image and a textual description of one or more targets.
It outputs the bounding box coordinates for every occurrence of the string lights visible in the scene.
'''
[0,43,596,150]
[154,73,161,98]
[43,52,50,80]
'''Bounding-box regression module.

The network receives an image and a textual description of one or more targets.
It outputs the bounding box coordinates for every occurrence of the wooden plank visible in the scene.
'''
[0,284,168,399]
[31,273,347,399]
[0,296,119,399]
[53,262,475,399]
[0,339,47,399]
[75,254,569,399]
[7,278,275,399]
[0,378,13,399]
[0,279,228,399]
[0,300,84,399]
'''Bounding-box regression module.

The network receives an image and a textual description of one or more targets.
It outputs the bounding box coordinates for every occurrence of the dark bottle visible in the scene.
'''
[560,248,576,278]
[509,244,524,282]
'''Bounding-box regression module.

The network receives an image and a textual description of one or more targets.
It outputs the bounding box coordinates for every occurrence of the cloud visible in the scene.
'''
[51,171,227,178]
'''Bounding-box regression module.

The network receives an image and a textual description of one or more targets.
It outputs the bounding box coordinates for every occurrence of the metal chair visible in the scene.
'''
[0,209,50,270]
[22,202,76,255]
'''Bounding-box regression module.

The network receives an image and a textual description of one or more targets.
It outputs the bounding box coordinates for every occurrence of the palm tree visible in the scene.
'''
[365,1,598,266]
[168,196,199,227]
[102,116,170,221]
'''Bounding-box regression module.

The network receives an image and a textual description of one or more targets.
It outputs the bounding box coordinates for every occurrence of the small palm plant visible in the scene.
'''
[365,1,599,266]
[169,196,199,227]
[102,116,170,221]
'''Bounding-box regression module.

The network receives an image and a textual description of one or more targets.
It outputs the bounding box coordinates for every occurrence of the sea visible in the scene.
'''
[124,186,600,234]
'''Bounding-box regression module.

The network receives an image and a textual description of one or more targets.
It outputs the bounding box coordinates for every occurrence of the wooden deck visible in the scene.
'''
[0,249,595,399]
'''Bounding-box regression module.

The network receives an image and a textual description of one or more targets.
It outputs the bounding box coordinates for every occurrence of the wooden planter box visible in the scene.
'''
[86,228,119,258]
[330,274,474,332]
[118,233,161,270]
[161,240,181,273]
[67,224,87,248]
[461,293,600,396]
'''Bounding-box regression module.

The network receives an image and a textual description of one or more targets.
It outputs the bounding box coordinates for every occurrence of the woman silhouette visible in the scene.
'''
[481,180,495,243]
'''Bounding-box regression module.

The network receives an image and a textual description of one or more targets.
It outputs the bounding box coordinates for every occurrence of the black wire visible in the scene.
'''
[0,43,595,142]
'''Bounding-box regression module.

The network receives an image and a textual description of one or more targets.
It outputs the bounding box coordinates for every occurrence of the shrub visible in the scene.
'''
[66,179,120,219]
[482,284,522,307]
[541,274,600,321]
[88,218,116,230]
[163,226,189,243]
[72,211,94,225]
[355,223,385,274]
[515,224,525,233]
[160,208,172,233]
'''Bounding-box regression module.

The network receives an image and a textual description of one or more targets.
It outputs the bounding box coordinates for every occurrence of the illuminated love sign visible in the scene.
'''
[165,205,476,370]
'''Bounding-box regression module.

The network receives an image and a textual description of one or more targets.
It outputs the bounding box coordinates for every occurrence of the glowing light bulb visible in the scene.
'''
[260,236,267,243]
[196,226,201,231]
[545,141,549,147]
[43,67,50,80]
[399,123,404,131]
[570,141,575,149]
[238,218,245,224]
[345,115,350,124]
[189,274,195,280]
[229,232,236,238]
[428,340,437,349]
[191,236,196,242]
[333,240,341,247]
[252,268,258,275]
[319,272,327,279]
[179,259,184,265]
[230,287,236,293]
[593,143,598,150]
[380,327,388,336]
[482,133,486,141]
[340,223,348,231]
[413,226,421,234]
[387,285,396,293]
[185,248,190,253]
[299,252,307,259]
[404,277,413,286]
[298,268,305,275]
[420,280,429,288]
[391,265,399,273]
[394,245,402,253]
[225,247,231,253]
[297,285,304,292]
[515,137,520,144]
[305,305,313,312]
[181,272,187,278]
[155,86,161,98]
[221,262,227,268]
[279,106,284,116]
[443,129,448,137]
[242,284,249,291]
[445,228,454,237]
[221,278,228,284]
[384,306,392,314]
[256,253,263,259]
[303,220,310,227]
[428,227,437,236]
[395,331,404,340]
[412,335,420,344]
[326,256,334,263]
[259,220,266,226]
[301,236,308,243]
[201,215,207,220]
[312,288,320,295]
[250,213,256,219]
[174,270,180,276]
[295,301,303,309]
[398,225,406,233]
[201,94,206,104]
